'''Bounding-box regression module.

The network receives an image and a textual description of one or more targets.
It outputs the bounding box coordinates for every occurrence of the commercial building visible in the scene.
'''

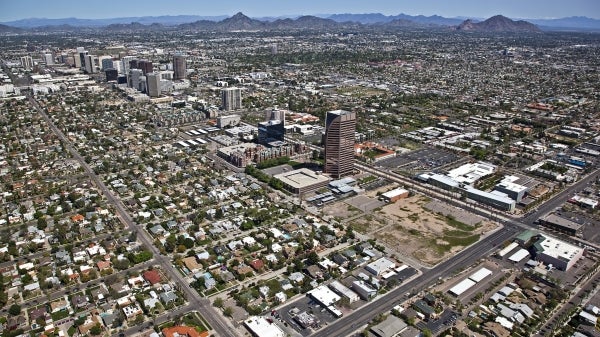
[533,235,583,271]
[244,317,285,337]
[221,87,243,111]
[493,176,529,202]
[352,280,377,300]
[273,168,331,194]
[105,69,118,82]
[324,110,356,179]
[146,73,161,98]
[370,315,409,337]
[217,114,241,128]
[258,110,285,143]
[366,257,396,276]
[20,56,34,70]
[43,53,54,65]
[538,213,583,236]
[84,55,97,74]
[464,186,516,212]
[173,54,186,80]
[137,60,153,75]
[328,280,359,303]
[380,188,410,203]
[307,285,341,307]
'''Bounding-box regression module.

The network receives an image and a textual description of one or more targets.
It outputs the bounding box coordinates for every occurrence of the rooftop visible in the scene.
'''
[273,168,331,189]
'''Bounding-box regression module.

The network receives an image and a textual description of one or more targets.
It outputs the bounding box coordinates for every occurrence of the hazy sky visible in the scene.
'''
[1,0,599,21]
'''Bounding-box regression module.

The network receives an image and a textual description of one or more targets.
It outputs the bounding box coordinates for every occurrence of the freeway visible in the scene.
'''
[27,94,239,337]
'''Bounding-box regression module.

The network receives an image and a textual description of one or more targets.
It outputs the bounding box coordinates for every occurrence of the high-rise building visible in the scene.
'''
[258,109,286,143]
[84,55,97,74]
[20,56,33,70]
[77,48,88,70]
[105,69,118,82]
[146,73,161,97]
[129,69,144,91]
[137,60,153,75]
[99,56,113,71]
[221,87,242,111]
[121,56,136,75]
[43,53,54,65]
[324,110,356,179]
[173,54,186,80]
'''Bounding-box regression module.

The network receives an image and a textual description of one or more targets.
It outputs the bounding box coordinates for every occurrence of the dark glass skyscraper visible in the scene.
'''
[324,110,356,178]
[173,54,186,80]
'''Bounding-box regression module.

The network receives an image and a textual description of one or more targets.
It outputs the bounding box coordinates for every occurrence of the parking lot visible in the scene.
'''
[278,296,342,336]
[377,146,463,172]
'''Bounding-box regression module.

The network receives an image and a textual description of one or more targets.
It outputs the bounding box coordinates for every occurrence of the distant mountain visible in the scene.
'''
[528,16,600,30]
[2,15,228,28]
[2,12,598,32]
[216,12,266,30]
[104,22,165,32]
[455,15,541,32]
[0,23,24,33]
[328,13,463,26]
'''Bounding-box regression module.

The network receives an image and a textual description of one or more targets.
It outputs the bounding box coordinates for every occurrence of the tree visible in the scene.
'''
[213,297,224,308]
[89,323,102,335]
[8,304,21,316]
[223,307,233,317]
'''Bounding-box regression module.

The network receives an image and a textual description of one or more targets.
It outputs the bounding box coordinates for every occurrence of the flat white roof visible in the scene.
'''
[508,249,530,263]
[308,285,341,307]
[274,168,331,189]
[537,236,582,261]
[469,267,492,283]
[498,242,519,257]
[382,188,409,199]
[244,317,285,337]
[449,279,476,296]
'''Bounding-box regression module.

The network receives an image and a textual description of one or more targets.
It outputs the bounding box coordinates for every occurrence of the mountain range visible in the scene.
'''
[1,12,599,33]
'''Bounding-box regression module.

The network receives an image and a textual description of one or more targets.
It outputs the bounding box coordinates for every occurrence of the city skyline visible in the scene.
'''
[1,0,599,22]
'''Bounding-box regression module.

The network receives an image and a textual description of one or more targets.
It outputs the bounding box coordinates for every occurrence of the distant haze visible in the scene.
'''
[1,0,599,21]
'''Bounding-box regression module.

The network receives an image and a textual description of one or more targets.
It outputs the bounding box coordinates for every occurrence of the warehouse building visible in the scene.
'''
[533,235,583,271]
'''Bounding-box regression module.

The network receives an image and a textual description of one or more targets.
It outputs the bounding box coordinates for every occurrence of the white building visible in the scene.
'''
[244,317,285,337]
[533,235,583,271]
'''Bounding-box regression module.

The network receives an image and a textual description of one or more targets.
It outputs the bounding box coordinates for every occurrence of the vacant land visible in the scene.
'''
[334,193,497,266]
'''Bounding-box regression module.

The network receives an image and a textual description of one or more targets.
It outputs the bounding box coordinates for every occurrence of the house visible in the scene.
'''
[50,299,68,313]
[143,269,161,285]
[162,326,209,337]
[160,291,178,305]
[182,256,201,272]
[71,294,90,309]
[97,261,111,271]
[249,259,264,271]
[289,272,305,284]
[305,265,323,279]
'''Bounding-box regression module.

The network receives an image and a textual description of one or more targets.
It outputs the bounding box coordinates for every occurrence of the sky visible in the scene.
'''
[1,0,599,22]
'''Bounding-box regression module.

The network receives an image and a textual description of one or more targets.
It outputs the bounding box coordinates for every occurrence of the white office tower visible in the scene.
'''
[99,56,113,70]
[129,69,144,91]
[221,87,242,111]
[146,73,161,97]
[84,55,97,74]
[43,53,54,65]
[121,56,136,75]
[20,56,34,70]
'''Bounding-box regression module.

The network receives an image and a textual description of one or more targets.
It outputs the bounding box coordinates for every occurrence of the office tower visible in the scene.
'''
[43,53,54,65]
[20,56,33,70]
[146,73,161,97]
[137,60,153,75]
[221,87,242,111]
[105,69,118,82]
[84,55,97,74]
[129,69,144,91]
[77,48,88,70]
[99,56,113,70]
[173,54,186,80]
[121,56,136,75]
[258,109,286,143]
[324,110,356,179]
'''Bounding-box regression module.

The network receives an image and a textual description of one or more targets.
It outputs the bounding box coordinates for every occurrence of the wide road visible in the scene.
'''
[313,225,518,337]
[28,94,239,337]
